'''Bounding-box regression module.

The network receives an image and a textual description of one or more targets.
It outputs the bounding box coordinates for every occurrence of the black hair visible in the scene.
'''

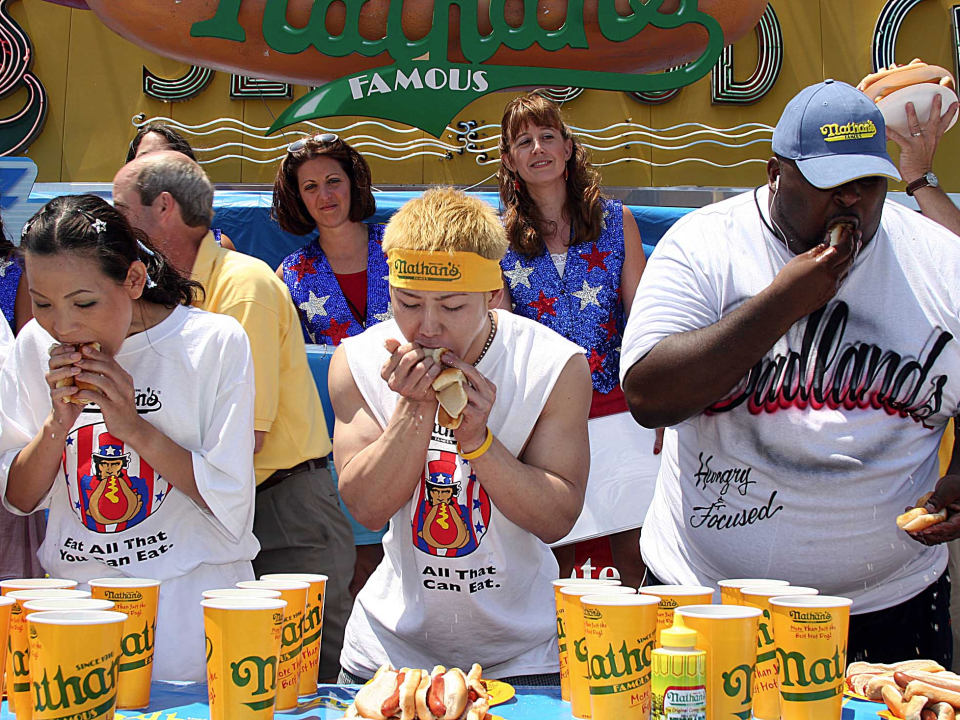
[125,124,198,164]
[19,194,203,308]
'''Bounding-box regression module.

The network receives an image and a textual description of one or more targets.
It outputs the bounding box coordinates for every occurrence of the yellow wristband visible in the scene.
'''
[458,427,494,461]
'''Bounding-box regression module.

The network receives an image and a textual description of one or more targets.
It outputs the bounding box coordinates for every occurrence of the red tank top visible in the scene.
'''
[334,270,368,324]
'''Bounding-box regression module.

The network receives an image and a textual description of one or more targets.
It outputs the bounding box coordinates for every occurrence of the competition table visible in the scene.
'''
[0,683,885,720]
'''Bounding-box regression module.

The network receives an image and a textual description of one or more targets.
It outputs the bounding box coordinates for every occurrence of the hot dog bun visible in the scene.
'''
[829,224,854,248]
[425,348,468,430]
[858,61,956,103]
[352,665,424,720]
[906,680,960,709]
[54,342,102,405]
[897,492,948,533]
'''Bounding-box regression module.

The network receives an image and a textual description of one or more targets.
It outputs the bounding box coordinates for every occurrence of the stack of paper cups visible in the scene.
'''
[551,578,621,702]
[560,585,636,719]
[202,596,288,720]
[676,604,762,720]
[237,579,309,710]
[27,610,128,720]
[769,595,852,720]
[581,594,659,720]
[261,573,328,696]
[5,588,91,718]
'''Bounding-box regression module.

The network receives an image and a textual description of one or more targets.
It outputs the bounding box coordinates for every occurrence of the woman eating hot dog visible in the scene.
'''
[0,194,259,681]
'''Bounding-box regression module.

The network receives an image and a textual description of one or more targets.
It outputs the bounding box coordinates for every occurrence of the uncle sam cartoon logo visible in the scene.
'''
[64,425,170,533]
[412,450,491,557]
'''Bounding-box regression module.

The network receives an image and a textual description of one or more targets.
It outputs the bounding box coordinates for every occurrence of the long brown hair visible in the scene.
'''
[498,93,605,258]
[271,136,376,236]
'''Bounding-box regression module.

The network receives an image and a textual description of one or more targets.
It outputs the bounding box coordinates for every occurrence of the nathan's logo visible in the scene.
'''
[588,640,654,682]
[103,589,143,602]
[777,645,845,701]
[789,610,832,624]
[820,120,877,142]
[231,655,278,711]
[392,258,462,283]
[660,598,679,609]
[32,656,120,716]
[81,387,162,415]
[191,0,727,136]
[584,608,603,620]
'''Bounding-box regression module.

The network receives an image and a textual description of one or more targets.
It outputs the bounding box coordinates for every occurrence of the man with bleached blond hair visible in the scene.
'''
[330,187,592,684]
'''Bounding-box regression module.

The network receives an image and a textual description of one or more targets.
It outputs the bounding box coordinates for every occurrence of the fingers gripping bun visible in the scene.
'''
[897,493,948,532]
[54,342,102,405]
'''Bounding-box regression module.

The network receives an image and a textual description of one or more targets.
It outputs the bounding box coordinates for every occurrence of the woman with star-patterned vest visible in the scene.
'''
[497,93,662,589]
[273,135,390,347]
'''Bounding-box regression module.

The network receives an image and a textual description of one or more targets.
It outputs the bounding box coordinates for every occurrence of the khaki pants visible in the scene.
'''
[252,463,357,680]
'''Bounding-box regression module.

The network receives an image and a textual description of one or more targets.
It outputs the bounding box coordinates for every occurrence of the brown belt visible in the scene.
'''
[256,457,328,494]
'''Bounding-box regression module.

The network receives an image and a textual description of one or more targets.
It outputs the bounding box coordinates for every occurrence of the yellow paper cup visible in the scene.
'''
[638,585,716,648]
[552,578,622,702]
[27,610,128,720]
[261,573,328,696]
[88,578,161,710]
[580,594,658,720]
[740,587,819,720]
[237,580,308,710]
[561,585,636,719]
[676,604,762,720]
[718,579,789,606]
[0,579,80,595]
[769,595,852,720]
[6,589,92,719]
[202,596,288,720]
[203,588,283,600]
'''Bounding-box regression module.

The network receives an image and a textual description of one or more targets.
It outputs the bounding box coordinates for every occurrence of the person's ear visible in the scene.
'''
[767,157,781,193]
[487,288,504,310]
[501,152,516,174]
[125,260,148,300]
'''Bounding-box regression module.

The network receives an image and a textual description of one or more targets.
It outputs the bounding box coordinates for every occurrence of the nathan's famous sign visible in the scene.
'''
[83,0,767,136]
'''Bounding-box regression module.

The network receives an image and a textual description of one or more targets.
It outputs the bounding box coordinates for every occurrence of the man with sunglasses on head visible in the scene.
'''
[113,151,356,681]
[621,80,960,666]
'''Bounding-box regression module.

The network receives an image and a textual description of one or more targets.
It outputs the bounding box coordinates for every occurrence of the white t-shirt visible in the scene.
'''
[0,305,260,582]
[620,188,960,614]
[340,313,582,679]
[0,317,13,368]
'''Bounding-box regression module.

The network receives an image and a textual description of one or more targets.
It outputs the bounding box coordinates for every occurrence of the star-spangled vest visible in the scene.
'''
[0,256,22,333]
[281,224,389,345]
[501,198,625,395]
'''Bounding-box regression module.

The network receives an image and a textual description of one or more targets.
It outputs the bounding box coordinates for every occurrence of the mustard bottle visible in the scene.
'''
[651,615,707,720]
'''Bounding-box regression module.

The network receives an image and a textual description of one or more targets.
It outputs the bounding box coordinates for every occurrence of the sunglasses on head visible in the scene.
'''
[287,133,340,153]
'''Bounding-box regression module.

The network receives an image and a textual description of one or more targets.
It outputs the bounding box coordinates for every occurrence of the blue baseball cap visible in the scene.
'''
[772,79,901,189]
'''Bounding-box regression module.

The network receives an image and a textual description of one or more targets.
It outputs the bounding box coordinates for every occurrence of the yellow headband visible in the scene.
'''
[387,248,503,292]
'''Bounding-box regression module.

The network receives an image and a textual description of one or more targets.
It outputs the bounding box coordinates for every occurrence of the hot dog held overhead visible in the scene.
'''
[857,59,959,137]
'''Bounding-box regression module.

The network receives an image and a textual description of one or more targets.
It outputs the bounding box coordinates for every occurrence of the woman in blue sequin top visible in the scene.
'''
[497,93,661,589]
[273,136,389,347]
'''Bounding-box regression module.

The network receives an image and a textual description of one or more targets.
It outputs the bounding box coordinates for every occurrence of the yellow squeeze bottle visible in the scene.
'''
[651,615,707,720]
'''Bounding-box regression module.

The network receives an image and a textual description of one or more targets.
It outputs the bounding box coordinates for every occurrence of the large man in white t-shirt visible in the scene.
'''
[621,79,960,665]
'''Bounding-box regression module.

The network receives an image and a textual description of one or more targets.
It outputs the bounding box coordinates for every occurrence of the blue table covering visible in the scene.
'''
[0,683,890,720]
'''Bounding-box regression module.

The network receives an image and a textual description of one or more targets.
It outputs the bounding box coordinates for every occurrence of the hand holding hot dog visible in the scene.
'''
[900,476,960,545]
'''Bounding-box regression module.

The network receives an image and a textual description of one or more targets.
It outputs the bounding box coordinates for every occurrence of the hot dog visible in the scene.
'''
[53,342,102,405]
[883,684,929,720]
[416,665,490,720]
[858,60,956,104]
[848,660,946,675]
[897,493,948,533]
[350,665,423,720]
[425,348,468,430]
[927,703,956,720]
[906,680,960,709]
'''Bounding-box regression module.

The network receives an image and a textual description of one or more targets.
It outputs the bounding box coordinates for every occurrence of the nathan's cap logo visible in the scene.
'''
[820,120,877,142]
[392,258,463,283]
